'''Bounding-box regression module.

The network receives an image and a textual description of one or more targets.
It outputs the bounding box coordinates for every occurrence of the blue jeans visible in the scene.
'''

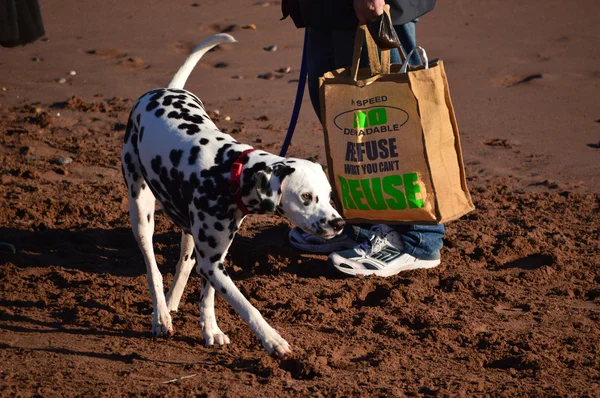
[306,22,445,261]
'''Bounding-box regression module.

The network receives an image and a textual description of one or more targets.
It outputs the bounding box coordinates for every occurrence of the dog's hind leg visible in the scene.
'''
[128,182,173,337]
[198,275,231,346]
[166,231,196,312]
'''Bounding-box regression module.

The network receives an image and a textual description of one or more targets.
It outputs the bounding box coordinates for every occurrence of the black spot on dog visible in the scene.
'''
[260,199,275,213]
[198,250,205,258]
[170,149,184,167]
[210,254,221,263]
[132,172,139,181]
[179,123,200,135]
[188,146,201,165]
[123,118,134,144]
[216,137,225,141]
[146,100,159,112]
[200,138,209,145]
[198,228,207,242]
[147,213,151,222]
[208,270,214,276]
[207,236,217,248]
[151,155,162,174]
[214,222,224,231]
[221,287,227,294]
[185,254,189,261]
[155,108,165,117]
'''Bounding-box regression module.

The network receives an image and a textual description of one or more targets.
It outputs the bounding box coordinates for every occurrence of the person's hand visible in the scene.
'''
[353,0,386,24]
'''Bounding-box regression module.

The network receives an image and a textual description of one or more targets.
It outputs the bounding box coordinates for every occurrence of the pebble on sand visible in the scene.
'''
[264,45,278,52]
[52,156,73,166]
[56,77,67,84]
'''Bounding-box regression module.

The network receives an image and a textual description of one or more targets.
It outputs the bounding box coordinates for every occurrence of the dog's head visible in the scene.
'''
[253,159,345,239]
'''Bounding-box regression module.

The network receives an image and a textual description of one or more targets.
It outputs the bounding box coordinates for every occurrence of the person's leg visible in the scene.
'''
[306,27,335,120]
[390,21,421,66]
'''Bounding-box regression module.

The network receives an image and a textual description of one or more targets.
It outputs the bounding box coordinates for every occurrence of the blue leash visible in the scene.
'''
[280,29,308,157]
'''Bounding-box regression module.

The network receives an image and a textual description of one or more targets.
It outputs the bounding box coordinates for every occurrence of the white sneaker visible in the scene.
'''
[288,227,357,254]
[329,225,440,277]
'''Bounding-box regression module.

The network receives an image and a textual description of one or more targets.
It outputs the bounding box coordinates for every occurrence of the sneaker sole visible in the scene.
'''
[330,255,440,277]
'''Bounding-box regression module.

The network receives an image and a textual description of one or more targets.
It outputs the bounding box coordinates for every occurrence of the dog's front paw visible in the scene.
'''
[261,328,291,358]
[201,320,231,346]
[152,312,174,337]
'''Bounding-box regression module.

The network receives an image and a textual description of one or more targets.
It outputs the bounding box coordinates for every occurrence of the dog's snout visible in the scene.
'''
[329,218,345,232]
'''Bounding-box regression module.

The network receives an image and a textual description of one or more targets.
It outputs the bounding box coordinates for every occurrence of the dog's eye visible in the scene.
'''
[301,193,313,203]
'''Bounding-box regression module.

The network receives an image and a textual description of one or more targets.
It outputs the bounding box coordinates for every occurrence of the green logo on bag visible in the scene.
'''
[334,106,408,136]
[338,173,424,211]
[353,108,387,128]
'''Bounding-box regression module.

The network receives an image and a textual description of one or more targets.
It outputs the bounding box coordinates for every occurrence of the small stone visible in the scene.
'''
[56,77,67,84]
[232,75,244,79]
[242,24,257,30]
[191,2,200,6]
[224,116,231,121]
[277,66,292,73]
[258,72,276,80]
[257,115,270,122]
[54,167,68,176]
[52,156,73,166]
[255,1,270,6]
[19,146,31,155]
[255,138,263,143]
[264,45,278,52]
[214,62,229,68]
[56,112,61,117]
[69,70,77,76]
[31,56,41,62]
[35,107,42,114]
[212,109,220,116]
[237,96,244,100]
[2,87,7,91]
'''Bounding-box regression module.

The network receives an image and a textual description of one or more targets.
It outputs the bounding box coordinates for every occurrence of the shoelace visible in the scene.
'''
[355,226,388,256]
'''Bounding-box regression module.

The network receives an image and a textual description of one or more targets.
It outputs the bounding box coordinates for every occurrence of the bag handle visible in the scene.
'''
[350,9,400,81]
[399,46,429,73]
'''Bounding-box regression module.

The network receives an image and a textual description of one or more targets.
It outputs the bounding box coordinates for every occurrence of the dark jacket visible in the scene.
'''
[0,0,45,47]
[282,0,436,29]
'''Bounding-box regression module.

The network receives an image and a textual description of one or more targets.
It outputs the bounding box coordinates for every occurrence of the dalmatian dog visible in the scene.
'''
[121,34,345,357]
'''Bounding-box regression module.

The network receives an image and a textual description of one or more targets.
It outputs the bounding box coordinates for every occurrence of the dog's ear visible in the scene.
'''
[273,163,295,181]
[253,164,296,213]
[253,168,279,213]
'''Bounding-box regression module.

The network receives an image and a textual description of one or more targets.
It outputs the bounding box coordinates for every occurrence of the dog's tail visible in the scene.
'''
[168,33,237,90]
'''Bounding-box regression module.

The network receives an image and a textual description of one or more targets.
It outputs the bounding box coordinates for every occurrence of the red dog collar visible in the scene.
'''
[230,148,256,215]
